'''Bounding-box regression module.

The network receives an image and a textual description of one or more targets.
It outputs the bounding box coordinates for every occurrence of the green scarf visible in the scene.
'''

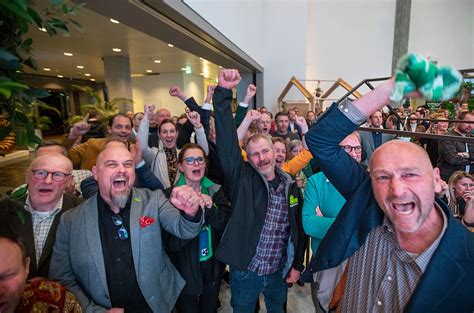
[390,53,462,103]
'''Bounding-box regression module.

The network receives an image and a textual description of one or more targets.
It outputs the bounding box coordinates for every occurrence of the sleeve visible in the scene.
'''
[291,186,307,273]
[438,139,471,166]
[67,141,88,169]
[194,126,209,155]
[281,149,313,176]
[234,103,249,128]
[49,214,107,312]
[205,187,232,235]
[137,115,159,166]
[302,176,336,240]
[213,86,247,186]
[184,97,211,139]
[305,102,369,199]
[177,121,194,149]
[155,190,203,239]
[80,176,98,199]
[136,164,164,190]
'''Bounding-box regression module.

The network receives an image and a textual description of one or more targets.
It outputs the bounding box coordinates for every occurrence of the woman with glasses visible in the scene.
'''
[162,143,231,313]
[138,105,209,188]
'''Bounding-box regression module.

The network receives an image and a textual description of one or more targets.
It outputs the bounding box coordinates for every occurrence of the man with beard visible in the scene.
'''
[63,113,133,170]
[49,146,204,312]
[359,109,395,166]
[302,78,474,312]
[437,111,474,181]
[213,69,305,312]
[271,112,299,142]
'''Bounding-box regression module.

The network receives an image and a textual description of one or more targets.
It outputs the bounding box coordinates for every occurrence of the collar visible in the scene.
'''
[24,194,64,217]
[175,173,214,195]
[382,202,447,272]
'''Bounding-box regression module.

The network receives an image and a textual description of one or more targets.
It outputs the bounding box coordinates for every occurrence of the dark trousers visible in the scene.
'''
[175,279,221,313]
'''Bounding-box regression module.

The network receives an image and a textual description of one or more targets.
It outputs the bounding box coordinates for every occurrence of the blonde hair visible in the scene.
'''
[448,171,474,217]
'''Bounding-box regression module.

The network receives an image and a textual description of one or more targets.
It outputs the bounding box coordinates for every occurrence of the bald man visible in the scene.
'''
[0,154,83,279]
[50,145,204,312]
[303,79,474,312]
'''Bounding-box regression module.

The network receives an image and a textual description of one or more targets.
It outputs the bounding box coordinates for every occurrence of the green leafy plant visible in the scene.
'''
[68,85,133,126]
[0,0,84,147]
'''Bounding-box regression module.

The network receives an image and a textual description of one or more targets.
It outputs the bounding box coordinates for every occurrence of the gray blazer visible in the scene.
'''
[49,188,203,312]
[359,130,395,166]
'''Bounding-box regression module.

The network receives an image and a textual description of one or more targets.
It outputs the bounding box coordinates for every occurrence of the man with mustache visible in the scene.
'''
[302,78,474,312]
[49,145,204,312]
[213,69,305,312]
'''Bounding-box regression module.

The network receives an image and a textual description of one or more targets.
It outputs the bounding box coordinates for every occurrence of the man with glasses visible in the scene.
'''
[301,132,362,312]
[50,145,204,312]
[0,154,83,279]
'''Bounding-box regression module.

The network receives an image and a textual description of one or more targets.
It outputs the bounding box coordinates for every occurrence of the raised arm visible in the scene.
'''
[138,105,159,165]
[213,69,247,183]
[237,109,261,143]
[234,84,256,127]
[187,111,209,155]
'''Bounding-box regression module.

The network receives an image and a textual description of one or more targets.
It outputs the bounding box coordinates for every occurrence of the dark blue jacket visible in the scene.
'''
[303,103,474,313]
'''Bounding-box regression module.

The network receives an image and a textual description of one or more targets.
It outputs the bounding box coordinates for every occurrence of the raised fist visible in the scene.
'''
[246,84,257,98]
[245,110,261,122]
[170,185,201,216]
[144,104,156,116]
[186,111,202,128]
[205,84,216,103]
[169,86,187,101]
[218,69,241,90]
[199,194,213,209]
[295,116,308,134]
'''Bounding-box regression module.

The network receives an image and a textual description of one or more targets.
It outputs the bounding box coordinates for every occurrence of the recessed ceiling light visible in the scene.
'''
[39,27,47,32]
[146,70,152,73]
[112,48,122,52]
[84,73,91,77]
[57,75,63,78]
[154,60,161,63]
[90,78,96,81]
[110,18,120,24]
[168,44,174,47]
[199,57,203,60]
[43,68,51,71]
[219,66,222,68]
[200,73,204,76]
[181,68,185,71]
[76,65,84,69]
[64,52,73,56]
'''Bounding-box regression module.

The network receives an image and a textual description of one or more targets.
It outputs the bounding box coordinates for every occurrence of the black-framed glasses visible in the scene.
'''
[111,215,129,240]
[184,156,205,165]
[340,145,362,153]
[31,169,71,182]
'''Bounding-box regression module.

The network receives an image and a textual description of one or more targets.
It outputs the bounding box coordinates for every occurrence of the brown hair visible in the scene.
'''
[177,143,208,168]
[159,118,177,133]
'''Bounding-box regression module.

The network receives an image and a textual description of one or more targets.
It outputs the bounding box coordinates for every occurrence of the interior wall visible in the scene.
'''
[131,73,204,116]
[184,0,473,113]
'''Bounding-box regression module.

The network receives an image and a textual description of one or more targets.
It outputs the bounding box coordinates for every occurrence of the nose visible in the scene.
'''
[389,177,406,197]
[44,172,53,184]
[348,150,358,160]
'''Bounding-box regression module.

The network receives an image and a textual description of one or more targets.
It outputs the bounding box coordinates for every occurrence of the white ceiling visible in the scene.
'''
[23,4,223,82]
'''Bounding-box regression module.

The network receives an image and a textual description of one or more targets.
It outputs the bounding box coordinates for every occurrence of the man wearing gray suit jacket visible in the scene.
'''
[359,110,395,165]
[49,146,204,312]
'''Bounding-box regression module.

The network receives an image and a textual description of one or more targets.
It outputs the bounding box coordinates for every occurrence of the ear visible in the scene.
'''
[92,166,98,180]
[432,167,443,194]
[178,163,184,173]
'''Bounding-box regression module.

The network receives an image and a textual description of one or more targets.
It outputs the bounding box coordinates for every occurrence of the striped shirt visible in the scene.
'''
[248,175,290,275]
[339,204,447,312]
[24,196,63,265]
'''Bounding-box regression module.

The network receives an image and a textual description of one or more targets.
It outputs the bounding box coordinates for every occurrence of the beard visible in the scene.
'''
[109,187,131,208]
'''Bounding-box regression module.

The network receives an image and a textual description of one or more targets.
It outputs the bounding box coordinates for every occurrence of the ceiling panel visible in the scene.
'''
[23,3,223,82]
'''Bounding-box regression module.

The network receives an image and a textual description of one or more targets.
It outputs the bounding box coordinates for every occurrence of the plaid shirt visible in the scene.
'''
[248,176,290,275]
[24,196,63,265]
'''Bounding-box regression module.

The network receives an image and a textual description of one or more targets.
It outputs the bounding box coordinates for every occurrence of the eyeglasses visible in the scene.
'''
[184,156,205,165]
[111,215,129,240]
[31,169,71,182]
[340,145,362,153]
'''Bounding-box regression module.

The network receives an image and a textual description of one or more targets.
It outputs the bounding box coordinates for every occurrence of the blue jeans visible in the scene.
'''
[230,268,288,313]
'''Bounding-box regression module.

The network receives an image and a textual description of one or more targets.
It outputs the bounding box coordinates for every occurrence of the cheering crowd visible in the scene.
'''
[1,68,473,313]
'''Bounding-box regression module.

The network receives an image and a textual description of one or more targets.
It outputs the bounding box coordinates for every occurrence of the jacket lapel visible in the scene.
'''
[130,189,141,277]
[85,196,109,296]
[405,215,468,312]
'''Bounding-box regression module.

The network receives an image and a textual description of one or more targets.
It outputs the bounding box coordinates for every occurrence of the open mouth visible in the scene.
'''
[191,169,201,175]
[391,202,415,215]
[38,188,53,194]
[112,177,127,189]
